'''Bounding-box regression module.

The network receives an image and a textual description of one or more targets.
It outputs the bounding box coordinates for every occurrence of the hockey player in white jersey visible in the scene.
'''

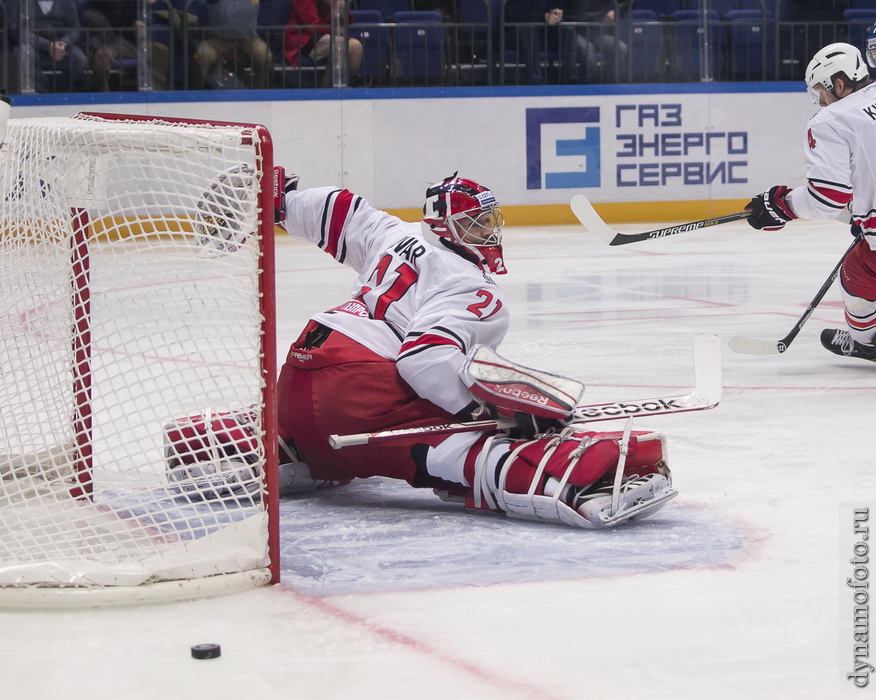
[259,173,678,529]
[744,42,876,362]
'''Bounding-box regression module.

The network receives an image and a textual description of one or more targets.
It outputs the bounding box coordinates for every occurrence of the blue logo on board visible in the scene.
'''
[525,107,601,190]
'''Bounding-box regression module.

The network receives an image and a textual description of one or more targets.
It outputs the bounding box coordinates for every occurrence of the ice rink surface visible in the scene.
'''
[3,217,875,700]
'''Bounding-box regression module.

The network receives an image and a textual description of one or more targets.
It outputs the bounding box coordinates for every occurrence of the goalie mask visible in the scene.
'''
[422,173,506,275]
[867,22,876,69]
[805,43,869,104]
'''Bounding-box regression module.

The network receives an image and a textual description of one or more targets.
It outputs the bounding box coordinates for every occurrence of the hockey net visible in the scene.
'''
[0,113,279,606]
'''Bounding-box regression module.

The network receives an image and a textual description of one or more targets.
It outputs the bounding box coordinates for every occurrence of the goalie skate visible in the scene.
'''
[277,438,351,495]
[572,473,677,528]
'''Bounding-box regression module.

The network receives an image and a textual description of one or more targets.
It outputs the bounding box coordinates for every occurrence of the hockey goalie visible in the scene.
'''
[169,173,677,528]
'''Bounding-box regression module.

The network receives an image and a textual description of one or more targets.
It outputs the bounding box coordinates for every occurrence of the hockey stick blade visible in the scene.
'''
[727,335,785,355]
[728,236,860,356]
[571,334,721,421]
[570,194,749,246]
[330,335,722,447]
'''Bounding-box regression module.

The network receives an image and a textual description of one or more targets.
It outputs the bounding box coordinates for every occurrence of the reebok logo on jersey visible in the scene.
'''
[808,129,816,149]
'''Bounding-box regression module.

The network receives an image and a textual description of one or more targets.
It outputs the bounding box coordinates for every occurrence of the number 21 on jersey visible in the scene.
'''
[363,253,502,322]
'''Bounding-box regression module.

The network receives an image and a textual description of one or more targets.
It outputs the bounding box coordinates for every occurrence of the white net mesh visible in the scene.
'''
[0,114,276,601]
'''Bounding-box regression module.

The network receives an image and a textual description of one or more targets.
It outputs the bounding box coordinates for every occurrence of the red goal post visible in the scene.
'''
[0,112,279,606]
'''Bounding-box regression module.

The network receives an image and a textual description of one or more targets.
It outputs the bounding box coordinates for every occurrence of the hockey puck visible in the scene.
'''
[191,643,221,660]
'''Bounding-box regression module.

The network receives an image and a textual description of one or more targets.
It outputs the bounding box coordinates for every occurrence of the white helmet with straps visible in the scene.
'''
[805,42,869,103]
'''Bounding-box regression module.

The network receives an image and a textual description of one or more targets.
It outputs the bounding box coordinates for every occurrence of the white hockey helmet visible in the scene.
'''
[805,42,869,103]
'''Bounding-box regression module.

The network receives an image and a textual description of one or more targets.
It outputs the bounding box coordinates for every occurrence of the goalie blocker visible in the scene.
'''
[461,345,585,436]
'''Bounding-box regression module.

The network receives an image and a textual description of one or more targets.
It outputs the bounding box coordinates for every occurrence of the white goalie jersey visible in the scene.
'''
[787,80,876,248]
[282,186,510,414]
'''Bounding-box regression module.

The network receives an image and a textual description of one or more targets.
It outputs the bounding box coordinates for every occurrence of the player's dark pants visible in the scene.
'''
[278,321,461,486]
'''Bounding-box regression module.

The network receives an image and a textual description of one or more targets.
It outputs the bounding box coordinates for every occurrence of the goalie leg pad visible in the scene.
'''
[164,408,262,500]
[464,428,674,528]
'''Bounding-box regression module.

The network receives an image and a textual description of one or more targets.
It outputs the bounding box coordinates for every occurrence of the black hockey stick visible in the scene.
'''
[571,194,750,246]
[729,236,860,355]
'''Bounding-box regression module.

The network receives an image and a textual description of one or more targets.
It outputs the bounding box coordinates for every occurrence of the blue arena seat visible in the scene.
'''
[356,0,411,21]
[845,9,876,50]
[692,0,736,18]
[631,0,683,20]
[393,11,445,83]
[258,0,294,58]
[668,9,721,82]
[456,0,498,80]
[619,9,664,82]
[350,10,390,84]
[725,9,774,80]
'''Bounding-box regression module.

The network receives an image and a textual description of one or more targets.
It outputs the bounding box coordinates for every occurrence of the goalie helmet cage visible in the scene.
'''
[0,112,279,607]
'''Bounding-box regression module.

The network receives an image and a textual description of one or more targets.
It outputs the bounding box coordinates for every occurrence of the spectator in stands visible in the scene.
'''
[504,0,563,85]
[7,0,88,92]
[193,0,273,89]
[84,0,169,91]
[285,0,362,87]
[560,0,627,83]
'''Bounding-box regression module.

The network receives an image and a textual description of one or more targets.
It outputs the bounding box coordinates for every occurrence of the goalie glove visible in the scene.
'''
[194,165,258,256]
[273,166,300,227]
[745,185,798,231]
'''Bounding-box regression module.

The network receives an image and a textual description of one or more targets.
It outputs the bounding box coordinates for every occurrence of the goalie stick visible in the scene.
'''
[728,236,860,355]
[570,194,749,246]
[329,334,721,448]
